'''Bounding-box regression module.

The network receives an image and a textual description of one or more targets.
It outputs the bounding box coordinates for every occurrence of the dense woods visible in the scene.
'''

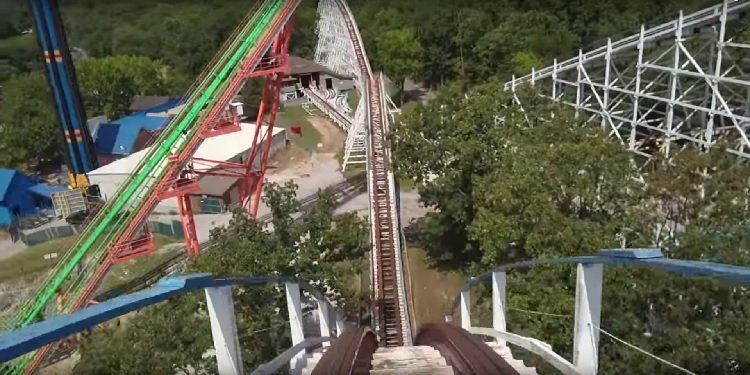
[0,0,748,374]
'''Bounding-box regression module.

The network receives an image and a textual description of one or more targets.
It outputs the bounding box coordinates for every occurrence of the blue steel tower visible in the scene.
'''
[29,0,98,189]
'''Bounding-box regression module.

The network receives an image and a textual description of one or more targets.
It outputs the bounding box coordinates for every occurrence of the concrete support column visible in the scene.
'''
[492,271,508,346]
[573,263,603,374]
[285,283,305,371]
[205,286,243,375]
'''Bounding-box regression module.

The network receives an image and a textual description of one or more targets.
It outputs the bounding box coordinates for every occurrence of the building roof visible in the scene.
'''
[0,169,15,201]
[89,122,285,176]
[288,56,352,80]
[139,98,182,115]
[129,96,172,113]
[27,183,68,199]
[95,115,171,156]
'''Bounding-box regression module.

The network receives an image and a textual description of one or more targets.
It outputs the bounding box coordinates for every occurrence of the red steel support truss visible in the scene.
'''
[177,20,293,252]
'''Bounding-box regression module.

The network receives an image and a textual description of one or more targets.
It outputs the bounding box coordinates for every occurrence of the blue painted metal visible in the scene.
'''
[597,248,664,259]
[29,0,98,175]
[26,183,68,200]
[0,274,329,363]
[452,250,750,311]
[0,170,45,225]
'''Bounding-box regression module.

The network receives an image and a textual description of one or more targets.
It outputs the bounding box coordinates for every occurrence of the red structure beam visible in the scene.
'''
[241,22,292,216]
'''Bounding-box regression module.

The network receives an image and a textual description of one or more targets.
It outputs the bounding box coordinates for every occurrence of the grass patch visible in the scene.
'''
[0,235,179,283]
[0,237,75,282]
[347,89,360,109]
[102,238,181,291]
[406,247,466,327]
[273,106,322,150]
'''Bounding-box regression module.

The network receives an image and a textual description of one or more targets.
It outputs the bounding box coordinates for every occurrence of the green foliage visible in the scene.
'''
[394,82,750,373]
[75,182,370,373]
[0,4,29,40]
[350,0,716,87]
[471,11,576,81]
[76,55,177,119]
[73,295,213,375]
[0,72,60,169]
[0,34,38,80]
[374,28,422,104]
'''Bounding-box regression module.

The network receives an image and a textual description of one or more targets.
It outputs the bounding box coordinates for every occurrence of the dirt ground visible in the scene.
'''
[307,116,345,155]
[267,142,309,172]
[39,353,79,375]
[267,115,345,175]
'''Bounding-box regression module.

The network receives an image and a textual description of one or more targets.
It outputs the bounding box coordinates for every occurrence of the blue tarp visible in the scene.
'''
[95,115,170,155]
[0,169,15,201]
[27,183,68,199]
[93,98,181,156]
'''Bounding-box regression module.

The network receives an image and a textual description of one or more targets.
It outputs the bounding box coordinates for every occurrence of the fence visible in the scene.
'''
[147,220,185,239]
[19,225,77,247]
[17,218,188,248]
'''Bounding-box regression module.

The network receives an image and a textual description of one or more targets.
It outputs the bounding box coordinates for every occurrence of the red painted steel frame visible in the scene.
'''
[179,20,293,251]
[22,7,299,373]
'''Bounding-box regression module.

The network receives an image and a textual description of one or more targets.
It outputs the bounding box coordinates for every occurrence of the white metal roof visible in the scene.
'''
[89,122,285,176]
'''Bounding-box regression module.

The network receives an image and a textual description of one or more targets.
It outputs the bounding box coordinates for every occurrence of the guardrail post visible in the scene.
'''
[285,283,305,371]
[205,286,244,375]
[336,314,345,337]
[460,289,471,330]
[492,271,507,345]
[316,297,332,347]
[573,263,603,374]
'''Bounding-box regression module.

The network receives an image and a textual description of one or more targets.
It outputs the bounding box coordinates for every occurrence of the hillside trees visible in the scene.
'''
[76,55,183,119]
[392,82,641,269]
[375,28,423,104]
[350,0,716,87]
[75,182,369,373]
[0,72,60,169]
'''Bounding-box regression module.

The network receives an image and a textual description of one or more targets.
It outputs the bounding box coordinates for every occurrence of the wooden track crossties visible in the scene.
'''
[332,0,407,347]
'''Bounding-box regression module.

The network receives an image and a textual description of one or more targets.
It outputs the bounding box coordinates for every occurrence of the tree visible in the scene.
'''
[393,80,750,372]
[289,1,319,60]
[76,55,177,119]
[470,11,576,82]
[75,182,370,372]
[375,28,423,105]
[0,72,60,170]
[73,295,213,375]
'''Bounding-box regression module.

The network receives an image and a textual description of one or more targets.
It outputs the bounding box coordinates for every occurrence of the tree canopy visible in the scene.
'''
[0,72,60,169]
[76,55,184,119]
[74,181,370,374]
[392,81,750,373]
[350,0,716,87]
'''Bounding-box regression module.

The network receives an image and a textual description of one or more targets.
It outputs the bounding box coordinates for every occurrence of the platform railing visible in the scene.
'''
[0,274,345,375]
[449,248,750,375]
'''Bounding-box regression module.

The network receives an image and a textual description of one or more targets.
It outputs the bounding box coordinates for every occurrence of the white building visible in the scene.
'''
[88,122,287,213]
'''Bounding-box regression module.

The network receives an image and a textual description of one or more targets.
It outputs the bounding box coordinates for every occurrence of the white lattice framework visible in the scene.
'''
[313,0,367,169]
[505,0,750,161]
